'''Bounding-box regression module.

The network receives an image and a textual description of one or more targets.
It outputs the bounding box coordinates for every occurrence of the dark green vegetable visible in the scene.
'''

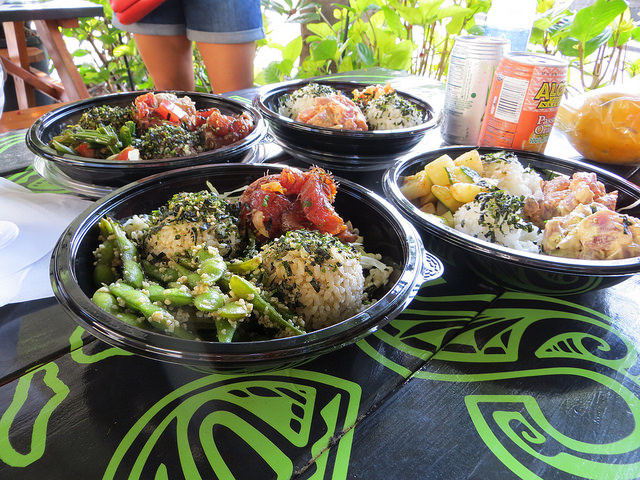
[193,287,225,312]
[216,300,252,320]
[93,238,116,286]
[229,274,305,335]
[146,283,193,307]
[77,104,134,131]
[119,121,136,147]
[91,288,142,327]
[141,258,180,284]
[226,255,261,274]
[100,217,144,289]
[137,123,200,159]
[108,282,178,332]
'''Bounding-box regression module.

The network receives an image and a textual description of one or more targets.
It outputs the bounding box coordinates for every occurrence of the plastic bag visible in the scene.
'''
[555,86,640,165]
[110,0,165,25]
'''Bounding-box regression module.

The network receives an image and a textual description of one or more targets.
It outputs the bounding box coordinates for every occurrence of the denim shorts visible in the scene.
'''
[112,0,265,44]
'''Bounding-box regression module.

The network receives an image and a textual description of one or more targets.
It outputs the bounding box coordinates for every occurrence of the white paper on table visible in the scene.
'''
[0,177,93,307]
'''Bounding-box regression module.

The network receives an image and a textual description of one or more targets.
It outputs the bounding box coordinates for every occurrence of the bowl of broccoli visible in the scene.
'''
[27,91,267,188]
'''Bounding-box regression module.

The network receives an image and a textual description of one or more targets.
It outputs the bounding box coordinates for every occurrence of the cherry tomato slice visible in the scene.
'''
[75,142,96,158]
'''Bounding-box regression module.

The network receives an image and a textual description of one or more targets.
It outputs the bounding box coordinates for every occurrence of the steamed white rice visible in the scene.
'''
[453,190,543,253]
[260,230,365,331]
[278,83,338,119]
[364,93,424,130]
[482,151,544,198]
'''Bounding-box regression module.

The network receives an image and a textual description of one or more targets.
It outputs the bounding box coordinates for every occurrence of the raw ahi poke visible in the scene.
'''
[49,92,256,161]
[91,166,393,342]
[401,149,640,260]
[278,82,425,131]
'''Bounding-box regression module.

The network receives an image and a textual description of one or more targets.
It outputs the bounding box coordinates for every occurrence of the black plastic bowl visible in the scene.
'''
[254,79,439,170]
[383,146,640,295]
[27,91,267,187]
[51,163,443,372]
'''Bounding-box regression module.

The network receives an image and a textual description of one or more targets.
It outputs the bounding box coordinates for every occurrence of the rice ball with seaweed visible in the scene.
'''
[278,83,338,119]
[259,229,366,331]
[453,189,542,253]
[141,190,243,260]
[364,92,424,130]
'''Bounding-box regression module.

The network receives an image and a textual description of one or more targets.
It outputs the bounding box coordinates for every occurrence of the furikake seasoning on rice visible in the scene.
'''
[91,167,393,343]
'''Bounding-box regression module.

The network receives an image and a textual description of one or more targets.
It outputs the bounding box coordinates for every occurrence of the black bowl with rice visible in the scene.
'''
[51,163,443,372]
[254,79,439,171]
[383,146,640,295]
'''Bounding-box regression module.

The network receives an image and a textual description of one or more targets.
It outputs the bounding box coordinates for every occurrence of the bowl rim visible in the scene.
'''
[254,78,439,137]
[52,162,441,368]
[383,146,640,275]
[26,90,268,169]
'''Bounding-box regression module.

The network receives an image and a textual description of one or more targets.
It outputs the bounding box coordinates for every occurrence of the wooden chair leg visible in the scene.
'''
[33,18,90,102]
[2,21,36,109]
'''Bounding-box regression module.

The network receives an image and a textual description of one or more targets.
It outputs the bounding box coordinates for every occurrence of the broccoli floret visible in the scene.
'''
[77,105,135,131]
[136,123,202,159]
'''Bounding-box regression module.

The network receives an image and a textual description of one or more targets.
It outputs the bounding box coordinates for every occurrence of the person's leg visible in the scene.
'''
[196,41,256,93]
[134,33,195,91]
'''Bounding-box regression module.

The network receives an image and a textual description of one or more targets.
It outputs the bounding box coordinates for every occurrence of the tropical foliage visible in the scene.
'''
[62,0,640,94]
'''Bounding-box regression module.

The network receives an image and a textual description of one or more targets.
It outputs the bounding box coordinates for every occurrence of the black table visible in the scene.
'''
[1,70,640,479]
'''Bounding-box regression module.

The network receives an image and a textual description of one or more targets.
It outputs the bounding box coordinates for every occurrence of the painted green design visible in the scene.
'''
[69,326,133,364]
[358,285,640,478]
[226,95,251,105]
[536,331,638,373]
[358,285,496,375]
[436,312,528,363]
[466,386,640,480]
[0,363,69,467]
[6,165,69,194]
[104,370,361,479]
[0,132,25,153]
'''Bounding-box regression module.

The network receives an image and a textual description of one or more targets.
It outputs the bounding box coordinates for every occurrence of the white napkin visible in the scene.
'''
[0,177,93,307]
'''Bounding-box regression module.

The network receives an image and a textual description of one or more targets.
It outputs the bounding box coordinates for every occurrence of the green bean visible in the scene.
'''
[142,259,180,284]
[216,300,252,320]
[171,326,198,340]
[93,238,116,286]
[174,263,201,289]
[226,255,261,274]
[91,288,143,327]
[229,275,305,335]
[119,121,135,147]
[108,282,178,332]
[193,286,225,312]
[100,217,143,288]
[214,318,237,343]
[146,283,193,307]
[51,139,77,155]
[194,247,226,284]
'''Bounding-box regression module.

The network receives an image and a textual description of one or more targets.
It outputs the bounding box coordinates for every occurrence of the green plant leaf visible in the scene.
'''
[311,39,338,61]
[558,28,612,57]
[282,36,303,62]
[356,42,375,66]
[569,0,627,44]
[381,5,406,36]
[382,41,413,70]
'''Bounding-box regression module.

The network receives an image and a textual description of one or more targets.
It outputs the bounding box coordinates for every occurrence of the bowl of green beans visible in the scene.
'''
[51,163,443,372]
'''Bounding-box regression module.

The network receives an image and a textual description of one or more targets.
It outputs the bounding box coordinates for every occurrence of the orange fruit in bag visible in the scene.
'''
[556,90,640,165]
